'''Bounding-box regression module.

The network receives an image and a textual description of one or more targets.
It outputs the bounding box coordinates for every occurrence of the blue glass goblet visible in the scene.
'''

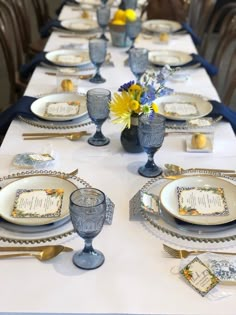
[129,48,149,83]
[138,114,166,177]
[101,0,108,5]
[96,6,110,41]
[87,88,111,146]
[124,0,137,9]
[125,18,142,53]
[89,38,107,83]
[70,188,106,270]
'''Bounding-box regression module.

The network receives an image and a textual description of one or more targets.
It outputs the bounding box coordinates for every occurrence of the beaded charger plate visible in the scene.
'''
[130,171,236,250]
[0,170,114,244]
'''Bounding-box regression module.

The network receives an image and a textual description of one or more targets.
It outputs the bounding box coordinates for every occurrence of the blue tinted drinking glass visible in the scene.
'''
[124,0,137,9]
[129,48,149,83]
[125,18,142,52]
[87,88,111,146]
[138,114,166,177]
[89,38,107,83]
[70,188,106,270]
[96,6,110,41]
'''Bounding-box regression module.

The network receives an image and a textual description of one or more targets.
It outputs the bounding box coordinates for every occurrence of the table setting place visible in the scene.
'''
[0,0,236,314]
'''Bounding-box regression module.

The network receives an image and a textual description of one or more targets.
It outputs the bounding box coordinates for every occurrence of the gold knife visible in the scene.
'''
[0,245,73,252]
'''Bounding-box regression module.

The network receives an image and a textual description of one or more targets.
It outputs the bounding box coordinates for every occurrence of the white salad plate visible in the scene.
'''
[156,93,213,120]
[142,19,182,33]
[60,18,98,32]
[159,175,236,226]
[31,93,87,122]
[75,0,100,5]
[149,50,192,66]
[0,176,77,226]
[45,49,90,67]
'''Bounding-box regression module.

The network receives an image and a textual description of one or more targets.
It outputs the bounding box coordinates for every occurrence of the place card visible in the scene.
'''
[11,189,64,218]
[44,101,80,117]
[177,187,229,216]
[56,54,83,65]
[164,102,199,116]
[141,192,159,215]
[28,154,54,162]
[180,257,220,296]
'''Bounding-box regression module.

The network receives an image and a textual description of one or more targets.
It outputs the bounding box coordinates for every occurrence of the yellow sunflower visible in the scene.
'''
[110,91,134,128]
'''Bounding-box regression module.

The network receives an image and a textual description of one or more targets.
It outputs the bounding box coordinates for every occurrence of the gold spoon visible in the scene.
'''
[23,132,91,141]
[45,72,94,80]
[0,245,73,261]
[164,163,235,174]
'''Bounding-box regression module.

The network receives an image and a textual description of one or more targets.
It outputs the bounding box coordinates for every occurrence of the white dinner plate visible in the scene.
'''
[75,0,100,5]
[159,175,236,226]
[31,93,87,122]
[155,93,213,121]
[142,19,182,34]
[61,18,98,32]
[148,50,192,66]
[45,49,90,67]
[0,176,77,226]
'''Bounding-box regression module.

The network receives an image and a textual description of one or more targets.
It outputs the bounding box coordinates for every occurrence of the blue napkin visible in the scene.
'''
[210,100,236,133]
[190,53,218,76]
[180,23,202,46]
[40,19,64,38]
[20,52,52,80]
[56,0,78,16]
[0,96,36,134]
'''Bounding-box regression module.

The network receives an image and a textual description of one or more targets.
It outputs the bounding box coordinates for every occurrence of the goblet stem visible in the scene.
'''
[83,238,94,253]
[88,122,110,146]
[100,28,109,41]
[138,151,163,177]
[126,38,135,53]
[90,64,106,83]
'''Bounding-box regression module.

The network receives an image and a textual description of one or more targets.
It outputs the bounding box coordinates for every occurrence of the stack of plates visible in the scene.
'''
[159,175,236,232]
[0,175,77,233]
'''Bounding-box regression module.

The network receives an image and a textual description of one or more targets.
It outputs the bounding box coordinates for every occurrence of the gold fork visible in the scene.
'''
[163,244,236,258]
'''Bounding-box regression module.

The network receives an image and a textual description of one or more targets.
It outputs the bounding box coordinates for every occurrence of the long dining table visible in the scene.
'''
[0,3,236,315]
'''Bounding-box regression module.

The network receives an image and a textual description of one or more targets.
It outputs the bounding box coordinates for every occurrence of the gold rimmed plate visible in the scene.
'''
[159,175,236,226]
[142,19,182,34]
[60,18,98,33]
[149,50,192,67]
[0,175,77,226]
[30,92,87,122]
[45,49,90,67]
[155,93,213,121]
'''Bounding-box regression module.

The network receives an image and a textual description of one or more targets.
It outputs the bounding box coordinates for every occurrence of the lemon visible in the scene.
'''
[159,32,169,42]
[125,9,137,22]
[61,79,74,92]
[111,19,126,25]
[113,9,126,22]
[191,133,207,149]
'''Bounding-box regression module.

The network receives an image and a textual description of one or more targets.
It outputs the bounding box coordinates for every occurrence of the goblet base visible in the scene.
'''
[138,165,163,178]
[89,75,106,84]
[88,136,110,146]
[73,249,105,270]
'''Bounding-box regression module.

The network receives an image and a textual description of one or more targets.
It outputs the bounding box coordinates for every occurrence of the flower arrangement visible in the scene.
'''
[109,65,176,128]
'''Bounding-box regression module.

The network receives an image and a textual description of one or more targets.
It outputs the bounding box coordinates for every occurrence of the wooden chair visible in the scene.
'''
[211,31,236,100]
[222,52,236,106]
[0,0,27,109]
[200,3,236,60]
[187,0,217,38]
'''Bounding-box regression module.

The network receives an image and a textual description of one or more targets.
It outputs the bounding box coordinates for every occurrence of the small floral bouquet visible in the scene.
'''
[109,65,176,128]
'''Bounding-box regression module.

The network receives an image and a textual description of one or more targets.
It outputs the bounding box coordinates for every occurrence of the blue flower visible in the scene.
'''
[140,85,156,104]
[158,87,174,97]
[118,80,135,92]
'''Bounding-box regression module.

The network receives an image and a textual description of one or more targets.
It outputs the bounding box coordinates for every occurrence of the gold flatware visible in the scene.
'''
[58,34,97,39]
[0,245,73,261]
[0,245,73,252]
[163,244,236,258]
[44,72,94,80]
[23,131,88,137]
[8,168,78,180]
[23,131,91,141]
[164,163,235,174]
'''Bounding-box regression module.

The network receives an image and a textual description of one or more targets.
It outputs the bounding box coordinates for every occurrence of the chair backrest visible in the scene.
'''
[223,66,236,106]
[0,16,17,106]
[32,0,50,30]
[211,30,236,100]
[200,3,236,60]
[187,0,216,38]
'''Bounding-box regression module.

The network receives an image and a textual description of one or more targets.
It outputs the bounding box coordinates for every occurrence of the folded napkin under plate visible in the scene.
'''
[40,19,69,38]
[179,23,201,46]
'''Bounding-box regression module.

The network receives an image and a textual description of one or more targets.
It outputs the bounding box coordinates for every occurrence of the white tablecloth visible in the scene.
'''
[0,5,235,315]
